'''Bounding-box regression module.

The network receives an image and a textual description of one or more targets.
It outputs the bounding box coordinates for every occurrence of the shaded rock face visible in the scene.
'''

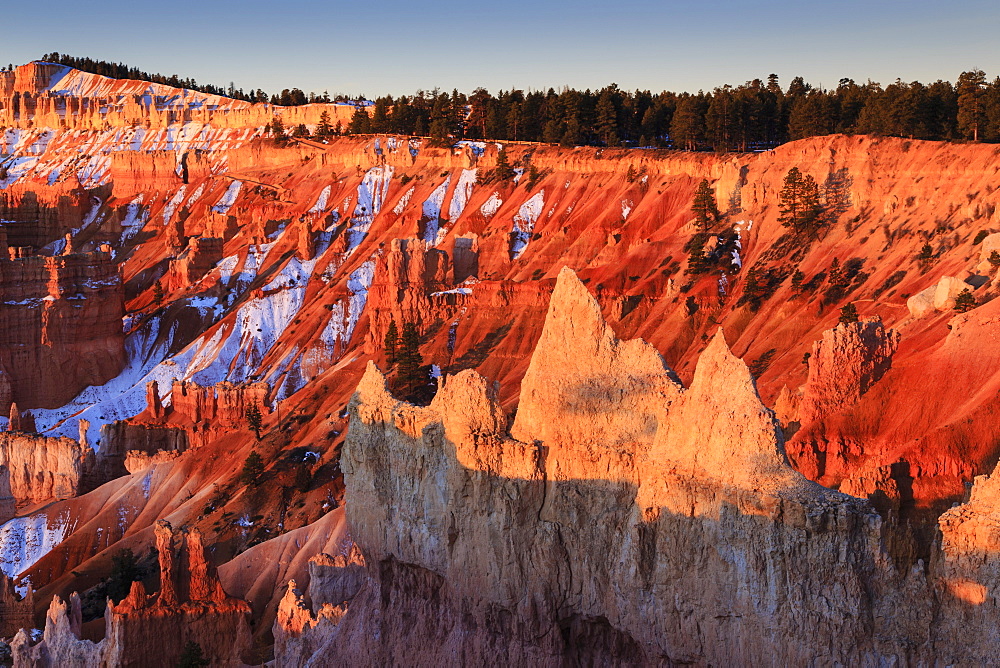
[96,420,187,480]
[0,573,32,638]
[167,379,270,429]
[0,249,125,410]
[13,520,252,667]
[279,268,1000,666]
[165,236,224,291]
[272,546,365,666]
[364,237,452,355]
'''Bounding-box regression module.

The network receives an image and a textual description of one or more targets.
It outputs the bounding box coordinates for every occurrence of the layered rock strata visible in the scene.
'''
[298,268,1000,666]
[0,432,91,504]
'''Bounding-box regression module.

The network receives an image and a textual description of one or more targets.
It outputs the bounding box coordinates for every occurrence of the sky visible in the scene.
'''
[4,0,999,98]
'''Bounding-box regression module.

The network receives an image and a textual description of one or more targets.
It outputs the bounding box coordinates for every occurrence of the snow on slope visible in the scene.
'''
[275,259,376,400]
[421,176,451,246]
[345,166,393,254]
[212,180,242,214]
[480,192,502,217]
[393,186,415,215]
[510,191,545,259]
[0,511,73,579]
[34,240,362,444]
[119,195,149,243]
[310,185,332,214]
[448,169,477,221]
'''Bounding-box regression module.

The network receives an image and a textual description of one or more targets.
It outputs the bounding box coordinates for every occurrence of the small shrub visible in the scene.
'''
[974,230,990,245]
[177,641,210,668]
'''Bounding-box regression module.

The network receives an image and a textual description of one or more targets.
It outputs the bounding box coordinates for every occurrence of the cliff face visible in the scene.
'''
[0,573,33,639]
[282,269,1000,666]
[0,62,358,133]
[0,432,91,505]
[797,317,900,424]
[0,250,124,410]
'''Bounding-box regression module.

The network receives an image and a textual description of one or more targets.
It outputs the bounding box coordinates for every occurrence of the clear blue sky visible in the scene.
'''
[5,0,998,97]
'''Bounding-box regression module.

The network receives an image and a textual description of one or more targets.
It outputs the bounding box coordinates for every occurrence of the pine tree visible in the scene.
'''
[839,302,859,324]
[106,548,139,604]
[270,117,287,145]
[396,322,423,391]
[240,450,265,486]
[494,147,516,182]
[957,69,987,141]
[294,463,312,493]
[316,110,333,139]
[778,167,823,236]
[595,87,619,146]
[245,404,263,439]
[152,280,164,306]
[349,105,371,134]
[177,641,210,668]
[692,179,720,230]
[954,288,977,312]
[384,320,399,367]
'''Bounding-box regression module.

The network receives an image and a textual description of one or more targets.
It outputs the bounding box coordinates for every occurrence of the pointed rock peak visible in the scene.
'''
[431,370,506,441]
[355,361,396,407]
[512,267,680,451]
[653,327,798,491]
[692,328,760,399]
[548,266,607,342]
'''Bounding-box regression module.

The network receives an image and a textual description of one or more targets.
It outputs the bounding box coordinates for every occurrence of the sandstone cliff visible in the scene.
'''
[284,268,1000,666]
[0,432,91,505]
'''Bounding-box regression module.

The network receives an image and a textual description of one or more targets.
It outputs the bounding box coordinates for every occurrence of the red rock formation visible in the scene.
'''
[797,317,900,425]
[165,237,223,290]
[272,545,365,666]
[0,249,125,410]
[0,573,32,638]
[0,432,91,504]
[94,420,187,481]
[167,380,270,428]
[13,520,251,666]
[11,593,101,666]
[364,237,452,354]
[0,466,15,523]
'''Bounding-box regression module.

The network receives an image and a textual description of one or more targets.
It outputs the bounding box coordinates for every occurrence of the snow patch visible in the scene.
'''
[212,180,242,214]
[345,166,393,253]
[422,177,451,246]
[510,191,545,259]
[392,186,415,215]
[310,185,332,214]
[480,192,502,218]
[0,512,71,578]
[448,169,477,221]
